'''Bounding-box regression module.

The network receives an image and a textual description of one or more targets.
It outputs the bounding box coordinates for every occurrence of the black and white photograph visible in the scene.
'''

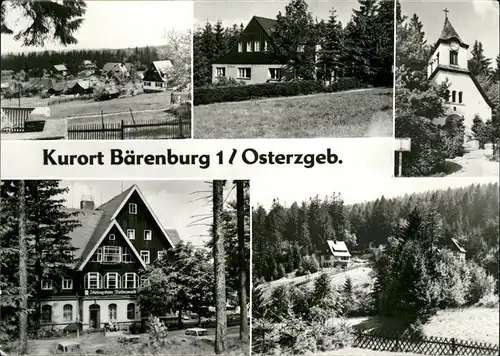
[251,176,499,355]
[0,180,250,356]
[193,0,394,139]
[0,1,192,140]
[394,0,499,177]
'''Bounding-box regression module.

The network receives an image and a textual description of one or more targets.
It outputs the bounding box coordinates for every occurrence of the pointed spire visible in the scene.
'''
[439,11,464,44]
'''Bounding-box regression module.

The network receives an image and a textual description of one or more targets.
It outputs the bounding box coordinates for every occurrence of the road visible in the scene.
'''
[445,148,499,177]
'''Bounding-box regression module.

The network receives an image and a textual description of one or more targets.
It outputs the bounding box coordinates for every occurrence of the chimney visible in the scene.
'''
[80,194,95,210]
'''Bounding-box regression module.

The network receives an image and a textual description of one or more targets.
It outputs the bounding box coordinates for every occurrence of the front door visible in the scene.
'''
[89,304,100,329]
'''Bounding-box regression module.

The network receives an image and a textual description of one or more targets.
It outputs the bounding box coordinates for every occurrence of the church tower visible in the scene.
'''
[427,10,493,131]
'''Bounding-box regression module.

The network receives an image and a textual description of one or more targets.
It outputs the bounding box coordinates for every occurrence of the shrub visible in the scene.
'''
[302,255,320,273]
[467,263,495,304]
[441,115,466,158]
[475,293,499,308]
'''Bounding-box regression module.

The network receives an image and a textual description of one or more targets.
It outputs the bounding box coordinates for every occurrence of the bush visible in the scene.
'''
[467,263,495,304]
[475,293,499,308]
[302,255,320,273]
[194,78,368,105]
[441,115,466,158]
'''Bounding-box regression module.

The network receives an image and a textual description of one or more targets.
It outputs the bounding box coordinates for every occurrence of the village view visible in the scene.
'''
[0,1,192,140]
[0,180,250,356]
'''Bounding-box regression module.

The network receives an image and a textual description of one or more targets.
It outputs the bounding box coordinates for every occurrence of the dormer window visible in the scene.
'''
[246,42,252,52]
[238,42,243,52]
[129,203,137,215]
[450,50,458,66]
[254,41,260,52]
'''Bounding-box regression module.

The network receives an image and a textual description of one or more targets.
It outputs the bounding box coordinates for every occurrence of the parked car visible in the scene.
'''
[185,328,209,337]
[55,341,82,354]
[117,335,141,344]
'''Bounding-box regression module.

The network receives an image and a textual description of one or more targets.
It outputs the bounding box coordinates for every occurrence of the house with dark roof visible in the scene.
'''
[142,60,173,92]
[101,62,129,80]
[211,16,289,85]
[316,240,351,268]
[427,12,493,130]
[39,184,181,330]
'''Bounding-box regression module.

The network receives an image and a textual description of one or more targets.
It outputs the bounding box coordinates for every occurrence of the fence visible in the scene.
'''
[67,118,191,140]
[1,107,35,131]
[353,330,499,356]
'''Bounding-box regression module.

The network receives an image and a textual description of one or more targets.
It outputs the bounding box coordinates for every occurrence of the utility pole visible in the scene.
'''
[395,138,411,177]
[18,180,28,355]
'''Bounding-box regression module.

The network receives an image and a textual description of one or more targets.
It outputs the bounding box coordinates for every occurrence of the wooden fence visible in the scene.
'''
[67,118,191,140]
[353,330,499,356]
[1,107,35,131]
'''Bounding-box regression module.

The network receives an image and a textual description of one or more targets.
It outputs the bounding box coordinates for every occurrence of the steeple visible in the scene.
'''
[437,10,468,48]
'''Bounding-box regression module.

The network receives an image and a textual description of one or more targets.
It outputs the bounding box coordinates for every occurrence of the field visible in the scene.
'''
[194,87,393,138]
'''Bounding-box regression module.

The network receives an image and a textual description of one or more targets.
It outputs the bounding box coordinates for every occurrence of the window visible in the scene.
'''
[109,304,117,321]
[264,41,270,51]
[62,277,73,290]
[127,229,136,240]
[127,303,136,320]
[144,230,152,241]
[140,275,148,287]
[246,42,252,52]
[109,234,115,241]
[102,246,121,263]
[216,67,226,78]
[459,91,463,103]
[452,90,456,103]
[445,90,450,102]
[63,304,73,321]
[122,248,133,263]
[140,250,150,264]
[63,250,74,257]
[297,44,305,53]
[84,272,102,289]
[324,255,330,260]
[157,250,166,261]
[341,256,350,261]
[129,203,137,214]
[254,41,260,52]
[144,82,150,86]
[437,53,440,65]
[238,42,243,52]
[123,273,138,289]
[269,68,282,80]
[155,82,162,87]
[237,68,251,79]
[105,272,121,289]
[41,279,53,290]
[41,305,52,323]
[450,50,458,65]
[91,247,102,262]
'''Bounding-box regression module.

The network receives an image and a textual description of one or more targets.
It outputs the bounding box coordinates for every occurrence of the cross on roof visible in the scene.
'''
[444,8,449,19]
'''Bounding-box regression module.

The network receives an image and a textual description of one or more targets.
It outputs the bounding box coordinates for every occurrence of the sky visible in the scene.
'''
[57,180,236,248]
[194,0,362,30]
[1,1,193,54]
[400,0,499,63]
[252,176,499,210]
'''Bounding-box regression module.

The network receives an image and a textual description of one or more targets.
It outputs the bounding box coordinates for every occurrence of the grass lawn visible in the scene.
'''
[194,87,393,139]
[314,347,423,355]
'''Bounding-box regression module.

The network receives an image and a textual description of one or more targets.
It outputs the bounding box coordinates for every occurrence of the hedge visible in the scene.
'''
[193,77,368,106]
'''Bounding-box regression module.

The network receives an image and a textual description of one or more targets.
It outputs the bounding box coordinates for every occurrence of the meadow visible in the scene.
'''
[194,88,393,139]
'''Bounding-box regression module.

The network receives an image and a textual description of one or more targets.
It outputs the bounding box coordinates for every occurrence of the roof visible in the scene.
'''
[65,208,105,265]
[53,64,67,72]
[429,65,494,108]
[82,60,94,65]
[102,62,127,73]
[152,60,173,80]
[326,240,351,257]
[165,229,182,246]
[450,238,466,254]
[435,16,468,49]
[254,16,277,37]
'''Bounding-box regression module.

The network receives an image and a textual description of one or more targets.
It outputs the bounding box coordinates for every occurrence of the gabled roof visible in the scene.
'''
[152,60,173,81]
[102,62,127,73]
[165,229,182,246]
[53,64,68,72]
[435,16,468,49]
[254,16,277,37]
[65,208,105,264]
[450,238,466,254]
[82,60,94,66]
[326,240,351,257]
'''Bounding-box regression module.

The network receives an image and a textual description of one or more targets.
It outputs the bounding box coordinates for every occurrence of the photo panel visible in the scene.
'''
[251,175,499,355]
[394,0,499,177]
[0,1,193,140]
[193,0,395,139]
[0,179,250,355]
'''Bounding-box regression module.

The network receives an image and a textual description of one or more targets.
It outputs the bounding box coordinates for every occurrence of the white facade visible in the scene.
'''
[143,81,167,92]
[82,298,138,329]
[212,64,284,85]
[40,299,79,327]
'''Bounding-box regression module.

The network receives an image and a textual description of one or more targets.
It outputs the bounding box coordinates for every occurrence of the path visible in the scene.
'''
[48,108,171,121]
[364,110,393,137]
[445,148,499,177]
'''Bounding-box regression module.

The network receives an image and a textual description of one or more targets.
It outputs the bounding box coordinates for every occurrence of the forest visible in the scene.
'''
[193,0,394,88]
[252,182,499,285]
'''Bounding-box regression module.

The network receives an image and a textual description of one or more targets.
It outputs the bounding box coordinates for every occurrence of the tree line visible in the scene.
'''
[252,182,499,285]
[395,1,500,176]
[194,0,394,87]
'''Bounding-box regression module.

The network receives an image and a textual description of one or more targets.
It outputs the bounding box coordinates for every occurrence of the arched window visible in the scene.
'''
[84,273,102,289]
[127,303,136,320]
[459,91,463,103]
[63,304,73,321]
[122,273,138,289]
[105,273,120,289]
[108,304,117,321]
[41,305,52,323]
[452,90,456,103]
[445,90,450,102]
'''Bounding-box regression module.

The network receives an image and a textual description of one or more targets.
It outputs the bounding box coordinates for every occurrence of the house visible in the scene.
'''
[53,64,68,76]
[427,11,493,130]
[317,240,351,268]
[38,184,181,330]
[142,60,173,93]
[81,60,97,71]
[27,78,53,92]
[443,237,466,261]
[0,82,9,94]
[101,62,129,80]
[68,80,95,95]
[211,16,285,85]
